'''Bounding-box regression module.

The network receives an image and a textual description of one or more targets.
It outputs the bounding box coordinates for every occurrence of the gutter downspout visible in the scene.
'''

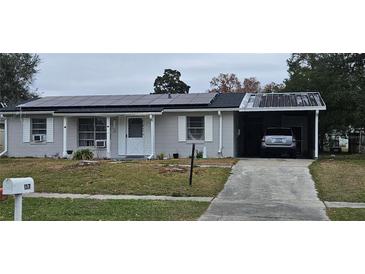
[218,111,223,157]
[147,114,155,160]
[0,118,8,157]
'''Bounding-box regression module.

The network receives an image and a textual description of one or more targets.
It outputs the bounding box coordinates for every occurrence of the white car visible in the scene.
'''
[261,127,297,158]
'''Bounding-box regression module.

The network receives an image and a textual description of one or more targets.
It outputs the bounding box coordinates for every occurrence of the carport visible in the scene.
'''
[234,92,326,159]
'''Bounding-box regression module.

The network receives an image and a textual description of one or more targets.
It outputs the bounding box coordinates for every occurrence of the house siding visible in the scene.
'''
[4,112,234,158]
[155,111,234,158]
[6,115,63,157]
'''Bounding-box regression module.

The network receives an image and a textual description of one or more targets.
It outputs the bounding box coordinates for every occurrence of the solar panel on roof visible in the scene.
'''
[18,92,217,108]
[240,92,325,110]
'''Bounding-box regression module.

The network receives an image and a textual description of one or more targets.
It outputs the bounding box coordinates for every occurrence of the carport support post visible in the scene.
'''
[315,110,319,159]
[150,114,155,158]
[106,117,111,159]
[62,117,68,158]
[218,111,223,156]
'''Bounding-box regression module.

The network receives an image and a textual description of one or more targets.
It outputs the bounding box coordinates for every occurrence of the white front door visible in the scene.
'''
[126,117,144,155]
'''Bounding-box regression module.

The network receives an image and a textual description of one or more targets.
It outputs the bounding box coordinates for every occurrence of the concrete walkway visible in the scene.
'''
[324,201,365,208]
[200,158,329,221]
[24,192,213,202]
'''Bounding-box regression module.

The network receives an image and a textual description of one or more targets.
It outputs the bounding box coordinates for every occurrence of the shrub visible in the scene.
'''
[196,150,203,159]
[156,153,165,160]
[73,149,94,160]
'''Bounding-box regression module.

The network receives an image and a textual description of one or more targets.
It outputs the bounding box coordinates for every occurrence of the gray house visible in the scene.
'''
[0,92,326,159]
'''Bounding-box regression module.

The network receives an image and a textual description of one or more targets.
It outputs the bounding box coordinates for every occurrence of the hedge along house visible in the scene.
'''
[0,92,326,159]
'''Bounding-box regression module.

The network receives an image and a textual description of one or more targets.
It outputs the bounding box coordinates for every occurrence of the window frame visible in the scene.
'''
[78,117,107,148]
[186,116,205,141]
[31,118,47,141]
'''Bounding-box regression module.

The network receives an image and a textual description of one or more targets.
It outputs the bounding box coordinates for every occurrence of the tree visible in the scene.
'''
[242,77,261,93]
[153,69,190,94]
[283,53,365,145]
[208,73,243,93]
[263,82,285,93]
[0,53,40,106]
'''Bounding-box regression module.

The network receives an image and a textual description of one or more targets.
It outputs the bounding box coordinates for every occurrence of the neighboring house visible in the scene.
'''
[0,92,326,159]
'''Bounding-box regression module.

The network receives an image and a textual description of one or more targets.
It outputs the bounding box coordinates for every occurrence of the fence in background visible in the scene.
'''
[349,132,365,154]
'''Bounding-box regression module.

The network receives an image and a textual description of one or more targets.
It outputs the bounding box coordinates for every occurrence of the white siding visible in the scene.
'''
[156,112,234,158]
[7,115,63,157]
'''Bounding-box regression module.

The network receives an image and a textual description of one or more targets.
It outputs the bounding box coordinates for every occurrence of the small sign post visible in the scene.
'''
[189,143,195,186]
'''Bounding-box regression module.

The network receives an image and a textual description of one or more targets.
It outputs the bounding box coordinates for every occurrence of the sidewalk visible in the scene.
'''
[324,201,365,209]
[24,192,213,202]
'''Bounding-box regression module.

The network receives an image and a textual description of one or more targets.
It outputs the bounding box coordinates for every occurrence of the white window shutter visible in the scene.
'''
[178,116,186,142]
[46,117,54,142]
[205,115,213,142]
[23,117,31,143]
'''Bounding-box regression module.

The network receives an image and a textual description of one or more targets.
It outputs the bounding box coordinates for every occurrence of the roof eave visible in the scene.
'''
[239,106,326,112]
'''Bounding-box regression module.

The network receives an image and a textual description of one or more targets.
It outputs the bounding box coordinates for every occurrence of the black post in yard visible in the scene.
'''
[189,143,195,186]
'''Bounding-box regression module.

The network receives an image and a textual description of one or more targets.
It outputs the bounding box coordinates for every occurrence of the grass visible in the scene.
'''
[0,158,232,197]
[326,208,365,221]
[310,154,365,202]
[0,197,209,221]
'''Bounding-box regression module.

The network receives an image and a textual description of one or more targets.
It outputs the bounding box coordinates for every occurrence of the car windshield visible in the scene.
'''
[266,128,292,136]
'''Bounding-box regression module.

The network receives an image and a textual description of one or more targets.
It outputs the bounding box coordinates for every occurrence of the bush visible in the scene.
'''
[73,149,94,160]
[196,150,203,159]
[156,153,165,160]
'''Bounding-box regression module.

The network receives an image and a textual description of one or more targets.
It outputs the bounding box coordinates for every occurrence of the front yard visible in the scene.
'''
[310,154,365,220]
[0,157,235,197]
[0,157,236,221]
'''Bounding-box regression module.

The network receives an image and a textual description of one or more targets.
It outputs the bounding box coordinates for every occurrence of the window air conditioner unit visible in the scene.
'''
[95,140,106,148]
[33,134,46,142]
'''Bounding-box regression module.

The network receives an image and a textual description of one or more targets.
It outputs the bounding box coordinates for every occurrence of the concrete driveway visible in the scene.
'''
[200,158,329,221]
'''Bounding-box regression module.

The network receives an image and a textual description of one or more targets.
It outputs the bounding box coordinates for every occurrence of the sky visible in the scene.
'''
[32,54,291,96]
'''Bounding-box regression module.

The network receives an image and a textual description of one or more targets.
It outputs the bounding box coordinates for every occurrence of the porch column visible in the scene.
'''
[150,114,155,158]
[106,116,111,159]
[62,117,68,158]
[218,111,223,156]
[314,110,319,159]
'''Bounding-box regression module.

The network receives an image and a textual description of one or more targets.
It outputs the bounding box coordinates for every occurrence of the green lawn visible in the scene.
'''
[310,154,365,220]
[0,158,233,197]
[326,208,365,221]
[0,197,209,221]
[310,154,365,202]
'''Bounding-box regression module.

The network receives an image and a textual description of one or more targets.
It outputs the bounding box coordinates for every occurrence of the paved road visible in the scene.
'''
[200,158,329,221]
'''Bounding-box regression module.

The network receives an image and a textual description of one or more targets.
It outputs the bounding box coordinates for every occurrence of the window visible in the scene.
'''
[265,128,292,136]
[187,116,204,140]
[128,118,143,138]
[79,117,107,147]
[31,118,47,135]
